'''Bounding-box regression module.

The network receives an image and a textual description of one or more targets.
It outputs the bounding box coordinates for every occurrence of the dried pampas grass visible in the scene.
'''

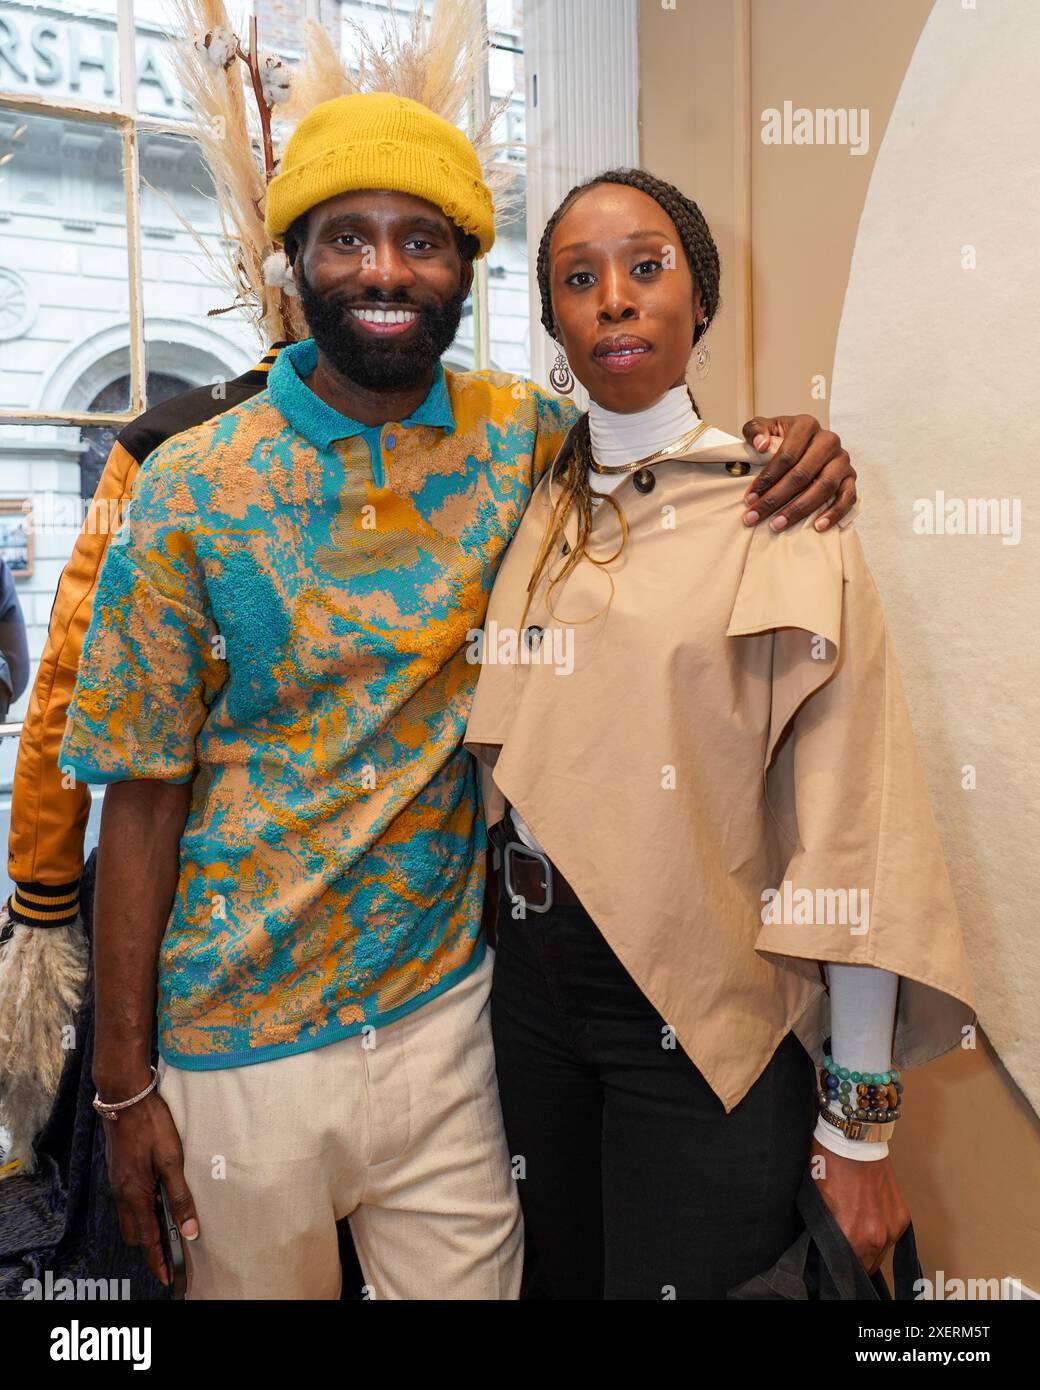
[167,0,305,346]
[281,0,527,235]
[0,909,89,1176]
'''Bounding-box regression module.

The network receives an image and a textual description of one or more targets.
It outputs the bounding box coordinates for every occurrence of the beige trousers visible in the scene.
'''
[156,947,522,1299]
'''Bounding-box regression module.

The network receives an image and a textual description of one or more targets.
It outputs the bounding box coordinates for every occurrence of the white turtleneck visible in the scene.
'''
[586,380,700,484]
[504,382,898,1161]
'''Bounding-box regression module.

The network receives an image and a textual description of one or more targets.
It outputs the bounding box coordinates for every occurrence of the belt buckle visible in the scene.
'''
[502,841,554,915]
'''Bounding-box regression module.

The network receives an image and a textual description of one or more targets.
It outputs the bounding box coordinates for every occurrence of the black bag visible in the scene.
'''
[727,1165,923,1300]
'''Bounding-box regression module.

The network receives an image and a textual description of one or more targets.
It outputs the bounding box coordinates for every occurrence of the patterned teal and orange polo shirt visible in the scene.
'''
[61,338,579,1069]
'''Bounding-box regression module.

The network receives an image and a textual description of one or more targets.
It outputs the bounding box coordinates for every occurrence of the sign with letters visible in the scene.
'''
[0,0,188,117]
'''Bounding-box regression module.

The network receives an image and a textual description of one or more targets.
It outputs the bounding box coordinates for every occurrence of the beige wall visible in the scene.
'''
[638,0,1040,1292]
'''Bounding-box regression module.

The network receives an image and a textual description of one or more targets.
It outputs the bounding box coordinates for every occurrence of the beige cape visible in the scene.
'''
[464,422,977,1111]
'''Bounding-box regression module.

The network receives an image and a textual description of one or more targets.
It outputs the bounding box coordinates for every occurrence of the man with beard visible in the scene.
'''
[59,92,858,1299]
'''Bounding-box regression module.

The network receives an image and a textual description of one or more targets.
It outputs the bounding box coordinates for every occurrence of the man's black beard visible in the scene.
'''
[295,260,468,392]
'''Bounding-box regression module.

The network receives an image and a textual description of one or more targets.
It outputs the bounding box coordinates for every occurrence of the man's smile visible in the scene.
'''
[348,306,421,337]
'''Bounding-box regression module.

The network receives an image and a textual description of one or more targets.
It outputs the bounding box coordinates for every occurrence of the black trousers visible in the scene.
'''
[490,876,818,1300]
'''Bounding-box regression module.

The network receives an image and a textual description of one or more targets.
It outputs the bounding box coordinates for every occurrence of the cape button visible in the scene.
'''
[726,459,751,477]
[523,625,544,652]
[633,467,656,493]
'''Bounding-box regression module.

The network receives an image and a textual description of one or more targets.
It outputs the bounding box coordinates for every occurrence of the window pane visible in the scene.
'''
[133,0,192,121]
[236,0,301,57]
[485,0,528,376]
[0,110,131,414]
[339,0,423,55]
[138,129,262,402]
[0,0,122,107]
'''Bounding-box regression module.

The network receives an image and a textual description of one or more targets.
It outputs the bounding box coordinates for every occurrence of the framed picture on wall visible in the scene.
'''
[0,500,33,580]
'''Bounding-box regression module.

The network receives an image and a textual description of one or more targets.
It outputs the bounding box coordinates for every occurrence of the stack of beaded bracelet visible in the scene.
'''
[818,1036,904,1124]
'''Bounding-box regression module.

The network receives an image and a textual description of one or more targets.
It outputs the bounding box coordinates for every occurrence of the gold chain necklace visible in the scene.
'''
[587,418,713,475]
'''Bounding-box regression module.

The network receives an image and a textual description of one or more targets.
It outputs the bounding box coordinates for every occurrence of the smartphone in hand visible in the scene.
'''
[157,1181,187,1299]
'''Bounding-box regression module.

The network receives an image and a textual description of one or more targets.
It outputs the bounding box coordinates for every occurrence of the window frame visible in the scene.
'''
[0,0,199,426]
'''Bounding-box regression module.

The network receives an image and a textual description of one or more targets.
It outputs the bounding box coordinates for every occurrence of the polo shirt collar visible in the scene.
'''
[269,338,456,449]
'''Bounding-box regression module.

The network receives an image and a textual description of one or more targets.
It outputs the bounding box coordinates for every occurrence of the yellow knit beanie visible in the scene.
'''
[265,91,496,258]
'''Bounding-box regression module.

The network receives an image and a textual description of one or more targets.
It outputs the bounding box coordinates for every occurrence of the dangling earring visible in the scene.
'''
[694,322,711,379]
[549,341,574,395]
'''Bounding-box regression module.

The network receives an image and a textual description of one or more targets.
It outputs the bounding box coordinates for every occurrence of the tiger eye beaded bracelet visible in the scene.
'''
[818,1035,904,1126]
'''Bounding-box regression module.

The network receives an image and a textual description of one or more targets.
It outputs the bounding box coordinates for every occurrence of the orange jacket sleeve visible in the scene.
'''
[6,439,140,925]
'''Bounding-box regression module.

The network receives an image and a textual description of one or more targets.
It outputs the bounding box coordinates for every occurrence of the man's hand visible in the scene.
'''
[100,1083,198,1286]
[811,1137,911,1275]
[741,415,857,532]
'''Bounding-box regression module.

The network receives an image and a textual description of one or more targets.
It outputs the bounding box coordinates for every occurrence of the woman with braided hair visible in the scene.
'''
[464,168,975,1299]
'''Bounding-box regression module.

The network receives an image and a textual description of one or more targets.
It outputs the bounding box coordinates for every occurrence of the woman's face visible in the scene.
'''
[547,182,703,412]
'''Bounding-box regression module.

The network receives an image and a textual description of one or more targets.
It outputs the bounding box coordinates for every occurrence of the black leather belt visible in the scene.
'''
[490,809,582,913]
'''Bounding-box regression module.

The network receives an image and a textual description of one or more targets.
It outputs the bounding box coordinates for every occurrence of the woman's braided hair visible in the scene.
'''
[520,168,721,629]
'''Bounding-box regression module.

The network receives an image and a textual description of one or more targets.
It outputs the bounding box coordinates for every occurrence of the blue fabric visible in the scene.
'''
[0,557,28,718]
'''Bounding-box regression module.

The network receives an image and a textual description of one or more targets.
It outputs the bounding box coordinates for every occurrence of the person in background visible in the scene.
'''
[0,555,28,724]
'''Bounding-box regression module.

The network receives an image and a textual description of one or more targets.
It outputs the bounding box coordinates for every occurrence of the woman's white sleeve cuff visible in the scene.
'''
[814,1112,889,1162]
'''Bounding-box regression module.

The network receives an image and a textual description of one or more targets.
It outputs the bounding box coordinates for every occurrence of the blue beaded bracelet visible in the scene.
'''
[819,1035,904,1125]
